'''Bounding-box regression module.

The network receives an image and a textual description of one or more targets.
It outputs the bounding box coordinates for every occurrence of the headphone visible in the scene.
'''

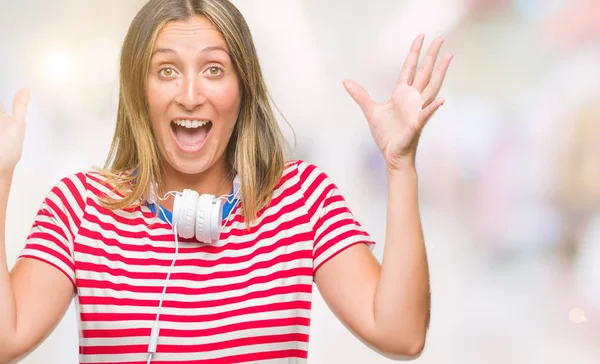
[145,175,242,364]
[147,175,241,244]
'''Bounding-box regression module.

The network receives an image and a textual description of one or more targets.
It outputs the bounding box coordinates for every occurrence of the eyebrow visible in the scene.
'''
[151,45,229,57]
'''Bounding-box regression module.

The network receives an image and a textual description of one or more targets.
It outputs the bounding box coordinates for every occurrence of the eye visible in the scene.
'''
[158,67,177,78]
[205,66,223,77]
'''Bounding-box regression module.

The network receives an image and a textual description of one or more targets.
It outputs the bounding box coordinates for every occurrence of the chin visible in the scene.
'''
[167,158,213,176]
[163,147,226,177]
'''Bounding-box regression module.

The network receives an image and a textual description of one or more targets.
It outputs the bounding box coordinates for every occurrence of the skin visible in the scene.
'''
[0,15,452,362]
[147,16,242,210]
[314,34,453,357]
[0,90,75,363]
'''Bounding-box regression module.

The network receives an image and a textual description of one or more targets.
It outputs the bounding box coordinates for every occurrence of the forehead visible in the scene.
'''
[153,15,229,53]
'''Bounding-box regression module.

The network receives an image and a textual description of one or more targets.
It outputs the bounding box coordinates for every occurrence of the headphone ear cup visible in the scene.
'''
[196,194,216,243]
[173,189,199,239]
[210,199,223,242]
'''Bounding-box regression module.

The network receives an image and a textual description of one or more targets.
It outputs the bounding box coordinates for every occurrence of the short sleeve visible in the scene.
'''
[297,161,376,274]
[18,173,87,288]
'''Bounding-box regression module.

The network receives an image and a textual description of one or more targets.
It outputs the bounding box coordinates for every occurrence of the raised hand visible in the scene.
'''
[0,89,30,177]
[344,34,453,171]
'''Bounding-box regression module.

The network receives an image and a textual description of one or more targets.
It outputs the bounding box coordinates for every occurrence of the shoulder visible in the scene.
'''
[46,168,127,206]
[45,171,88,202]
[283,160,332,184]
[281,160,338,200]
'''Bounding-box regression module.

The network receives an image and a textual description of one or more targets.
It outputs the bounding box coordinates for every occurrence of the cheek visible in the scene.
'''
[211,80,241,121]
[146,80,172,131]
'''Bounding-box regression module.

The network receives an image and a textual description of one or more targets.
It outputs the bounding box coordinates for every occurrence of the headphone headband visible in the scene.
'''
[147,175,241,244]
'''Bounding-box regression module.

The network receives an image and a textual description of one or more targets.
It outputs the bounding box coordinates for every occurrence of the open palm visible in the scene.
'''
[344,34,453,170]
[0,89,30,176]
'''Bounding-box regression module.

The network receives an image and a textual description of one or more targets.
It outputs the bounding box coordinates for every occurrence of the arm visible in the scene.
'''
[314,168,428,359]
[0,91,75,363]
[314,34,452,358]
[0,174,75,363]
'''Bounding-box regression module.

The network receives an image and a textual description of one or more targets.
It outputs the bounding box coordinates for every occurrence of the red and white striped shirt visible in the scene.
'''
[19,160,375,363]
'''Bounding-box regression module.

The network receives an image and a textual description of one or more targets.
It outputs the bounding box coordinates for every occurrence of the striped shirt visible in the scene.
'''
[19,160,375,363]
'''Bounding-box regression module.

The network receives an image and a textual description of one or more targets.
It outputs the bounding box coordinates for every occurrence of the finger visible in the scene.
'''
[12,88,31,121]
[420,97,445,126]
[398,34,425,86]
[412,37,444,92]
[422,53,453,106]
[343,79,375,119]
[0,103,5,116]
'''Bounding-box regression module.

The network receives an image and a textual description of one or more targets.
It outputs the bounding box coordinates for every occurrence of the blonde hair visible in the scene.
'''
[100,0,288,225]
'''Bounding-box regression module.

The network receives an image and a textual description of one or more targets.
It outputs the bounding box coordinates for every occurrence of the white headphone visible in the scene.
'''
[148,175,241,244]
[145,175,242,364]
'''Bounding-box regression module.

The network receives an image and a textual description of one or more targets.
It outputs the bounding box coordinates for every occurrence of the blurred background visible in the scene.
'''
[2,0,600,363]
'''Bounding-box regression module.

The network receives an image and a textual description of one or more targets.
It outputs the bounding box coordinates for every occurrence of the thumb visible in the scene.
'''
[12,88,30,121]
[343,79,374,119]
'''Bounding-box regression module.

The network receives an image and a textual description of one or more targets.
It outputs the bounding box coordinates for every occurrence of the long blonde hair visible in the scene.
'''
[101,0,288,225]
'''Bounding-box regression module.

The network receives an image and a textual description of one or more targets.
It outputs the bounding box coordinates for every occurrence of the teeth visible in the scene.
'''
[172,120,209,129]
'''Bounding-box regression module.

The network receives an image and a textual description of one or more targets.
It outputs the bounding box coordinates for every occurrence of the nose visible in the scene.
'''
[175,76,206,110]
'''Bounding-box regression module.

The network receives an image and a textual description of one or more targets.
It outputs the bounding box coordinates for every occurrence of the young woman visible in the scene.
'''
[0,0,452,362]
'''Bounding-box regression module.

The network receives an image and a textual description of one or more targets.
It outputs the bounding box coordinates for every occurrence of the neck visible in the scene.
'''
[158,160,234,211]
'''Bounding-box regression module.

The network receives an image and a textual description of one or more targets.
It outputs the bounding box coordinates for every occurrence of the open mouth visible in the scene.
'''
[170,119,213,151]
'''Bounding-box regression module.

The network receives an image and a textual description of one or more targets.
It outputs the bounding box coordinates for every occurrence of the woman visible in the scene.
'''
[0,0,452,362]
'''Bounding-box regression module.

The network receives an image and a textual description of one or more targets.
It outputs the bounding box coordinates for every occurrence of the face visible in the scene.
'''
[147,15,241,177]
